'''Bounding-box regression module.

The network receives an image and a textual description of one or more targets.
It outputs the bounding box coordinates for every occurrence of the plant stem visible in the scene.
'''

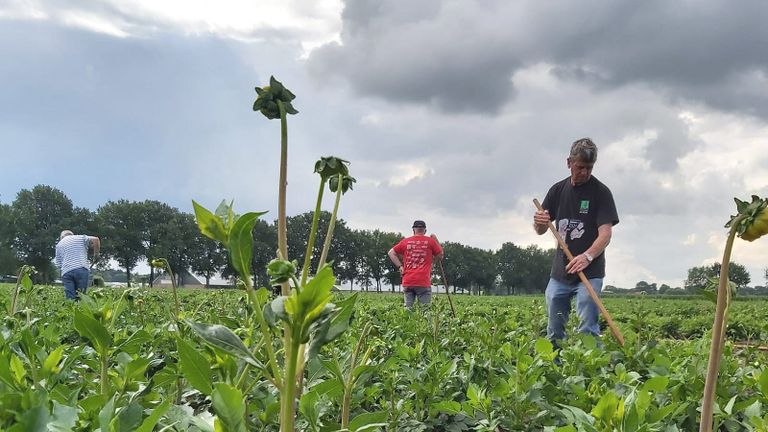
[342,323,371,428]
[275,101,294,424]
[168,264,180,321]
[100,352,110,398]
[277,100,290,295]
[10,271,21,315]
[318,173,343,269]
[699,218,742,432]
[301,179,326,285]
[244,285,282,388]
[280,331,300,432]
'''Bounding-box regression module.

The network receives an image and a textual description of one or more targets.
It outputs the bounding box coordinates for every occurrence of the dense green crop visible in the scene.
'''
[0,285,766,431]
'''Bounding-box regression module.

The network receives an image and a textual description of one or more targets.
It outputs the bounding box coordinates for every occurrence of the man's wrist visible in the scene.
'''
[584,252,593,263]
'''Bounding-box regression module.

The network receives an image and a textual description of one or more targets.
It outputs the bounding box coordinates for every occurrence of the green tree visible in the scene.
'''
[496,242,524,295]
[156,212,200,286]
[189,234,228,287]
[330,224,367,291]
[633,280,657,294]
[359,229,401,292]
[285,211,330,277]
[684,262,751,291]
[0,202,20,275]
[142,200,180,286]
[11,185,75,282]
[252,219,277,288]
[442,242,474,294]
[496,243,554,294]
[97,200,147,287]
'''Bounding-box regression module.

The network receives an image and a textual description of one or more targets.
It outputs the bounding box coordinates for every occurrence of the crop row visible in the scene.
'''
[0,285,766,431]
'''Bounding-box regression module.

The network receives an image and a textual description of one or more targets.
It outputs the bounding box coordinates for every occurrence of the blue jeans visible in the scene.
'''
[545,277,603,343]
[403,287,431,309]
[63,267,90,300]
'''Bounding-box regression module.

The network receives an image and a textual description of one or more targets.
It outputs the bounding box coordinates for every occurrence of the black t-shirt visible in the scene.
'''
[541,176,619,284]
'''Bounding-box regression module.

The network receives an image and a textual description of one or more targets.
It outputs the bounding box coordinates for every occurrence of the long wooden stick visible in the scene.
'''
[533,199,625,346]
[437,260,457,318]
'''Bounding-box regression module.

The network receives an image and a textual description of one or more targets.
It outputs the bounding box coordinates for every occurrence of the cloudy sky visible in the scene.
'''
[1,0,767,288]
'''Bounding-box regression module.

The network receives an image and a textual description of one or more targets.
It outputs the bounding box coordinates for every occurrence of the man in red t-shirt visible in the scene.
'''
[387,220,444,309]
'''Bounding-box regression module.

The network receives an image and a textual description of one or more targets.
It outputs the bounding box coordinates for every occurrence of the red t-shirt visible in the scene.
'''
[392,235,443,287]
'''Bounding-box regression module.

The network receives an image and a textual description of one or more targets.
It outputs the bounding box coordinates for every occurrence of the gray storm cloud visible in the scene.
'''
[309,0,768,118]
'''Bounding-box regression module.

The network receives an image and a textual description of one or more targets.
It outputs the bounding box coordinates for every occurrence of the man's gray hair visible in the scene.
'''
[569,138,598,163]
[59,230,74,240]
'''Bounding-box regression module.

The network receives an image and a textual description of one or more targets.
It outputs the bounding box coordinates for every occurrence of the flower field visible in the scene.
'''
[1,284,767,431]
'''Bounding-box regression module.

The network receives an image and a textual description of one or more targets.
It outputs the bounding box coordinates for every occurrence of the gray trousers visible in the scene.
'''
[404,287,432,309]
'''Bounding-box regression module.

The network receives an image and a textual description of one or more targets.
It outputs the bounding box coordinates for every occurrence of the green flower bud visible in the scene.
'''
[727,195,768,242]
[253,76,299,120]
[329,174,356,194]
[314,156,350,180]
[267,259,297,285]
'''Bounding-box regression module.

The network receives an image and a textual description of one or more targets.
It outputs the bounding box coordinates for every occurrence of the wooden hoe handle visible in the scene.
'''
[438,260,457,318]
[533,199,625,346]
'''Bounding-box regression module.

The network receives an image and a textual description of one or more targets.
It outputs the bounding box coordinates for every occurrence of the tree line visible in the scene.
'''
[2,185,765,295]
[0,185,557,294]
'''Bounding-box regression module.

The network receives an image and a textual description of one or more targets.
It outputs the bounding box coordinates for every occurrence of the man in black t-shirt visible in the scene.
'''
[533,138,619,347]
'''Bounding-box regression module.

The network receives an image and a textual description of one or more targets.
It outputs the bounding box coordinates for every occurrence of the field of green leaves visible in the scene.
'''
[1,283,767,431]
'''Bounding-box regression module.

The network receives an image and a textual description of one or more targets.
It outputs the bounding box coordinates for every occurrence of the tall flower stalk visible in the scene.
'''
[700,195,768,432]
[319,173,356,269]
[190,77,357,432]
[254,76,298,294]
[301,157,349,285]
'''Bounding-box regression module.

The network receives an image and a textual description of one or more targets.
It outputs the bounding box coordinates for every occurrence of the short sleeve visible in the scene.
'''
[392,239,406,254]
[541,183,560,220]
[431,238,443,255]
[596,185,619,226]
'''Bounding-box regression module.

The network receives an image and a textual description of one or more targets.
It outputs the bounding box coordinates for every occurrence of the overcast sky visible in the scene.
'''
[1,0,767,288]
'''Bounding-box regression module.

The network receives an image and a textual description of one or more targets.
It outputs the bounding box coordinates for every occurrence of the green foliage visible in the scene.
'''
[11,185,75,282]
[685,262,751,291]
[0,287,765,430]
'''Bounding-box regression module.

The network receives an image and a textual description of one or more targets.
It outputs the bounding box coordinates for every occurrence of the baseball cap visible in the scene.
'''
[412,220,426,228]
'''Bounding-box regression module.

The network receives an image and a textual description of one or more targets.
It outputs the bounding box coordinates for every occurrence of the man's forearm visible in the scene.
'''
[387,249,402,268]
[585,224,612,258]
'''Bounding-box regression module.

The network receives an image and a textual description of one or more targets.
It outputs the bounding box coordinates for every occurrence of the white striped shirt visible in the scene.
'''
[55,235,92,276]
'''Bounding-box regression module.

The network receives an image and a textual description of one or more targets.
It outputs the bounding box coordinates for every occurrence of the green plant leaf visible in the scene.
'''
[349,411,388,432]
[295,265,335,323]
[760,369,768,396]
[192,200,229,246]
[212,383,247,432]
[299,388,320,428]
[432,400,462,415]
[186,321,265,370]
[112,401,143,432]
[49,401,78,432]
[177,337,213,395]
[98,396,116,432]
[123,357,151,383]
[115,329,152,354]
[135,400,171,432]
[42,345,65,376]
[591,391,619,422]
[73,309,112,354]
[228,211,266,282]
[534,337,553,355]
[9,404,48,432]
[641,376,669,393]
[20,273,32,290]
